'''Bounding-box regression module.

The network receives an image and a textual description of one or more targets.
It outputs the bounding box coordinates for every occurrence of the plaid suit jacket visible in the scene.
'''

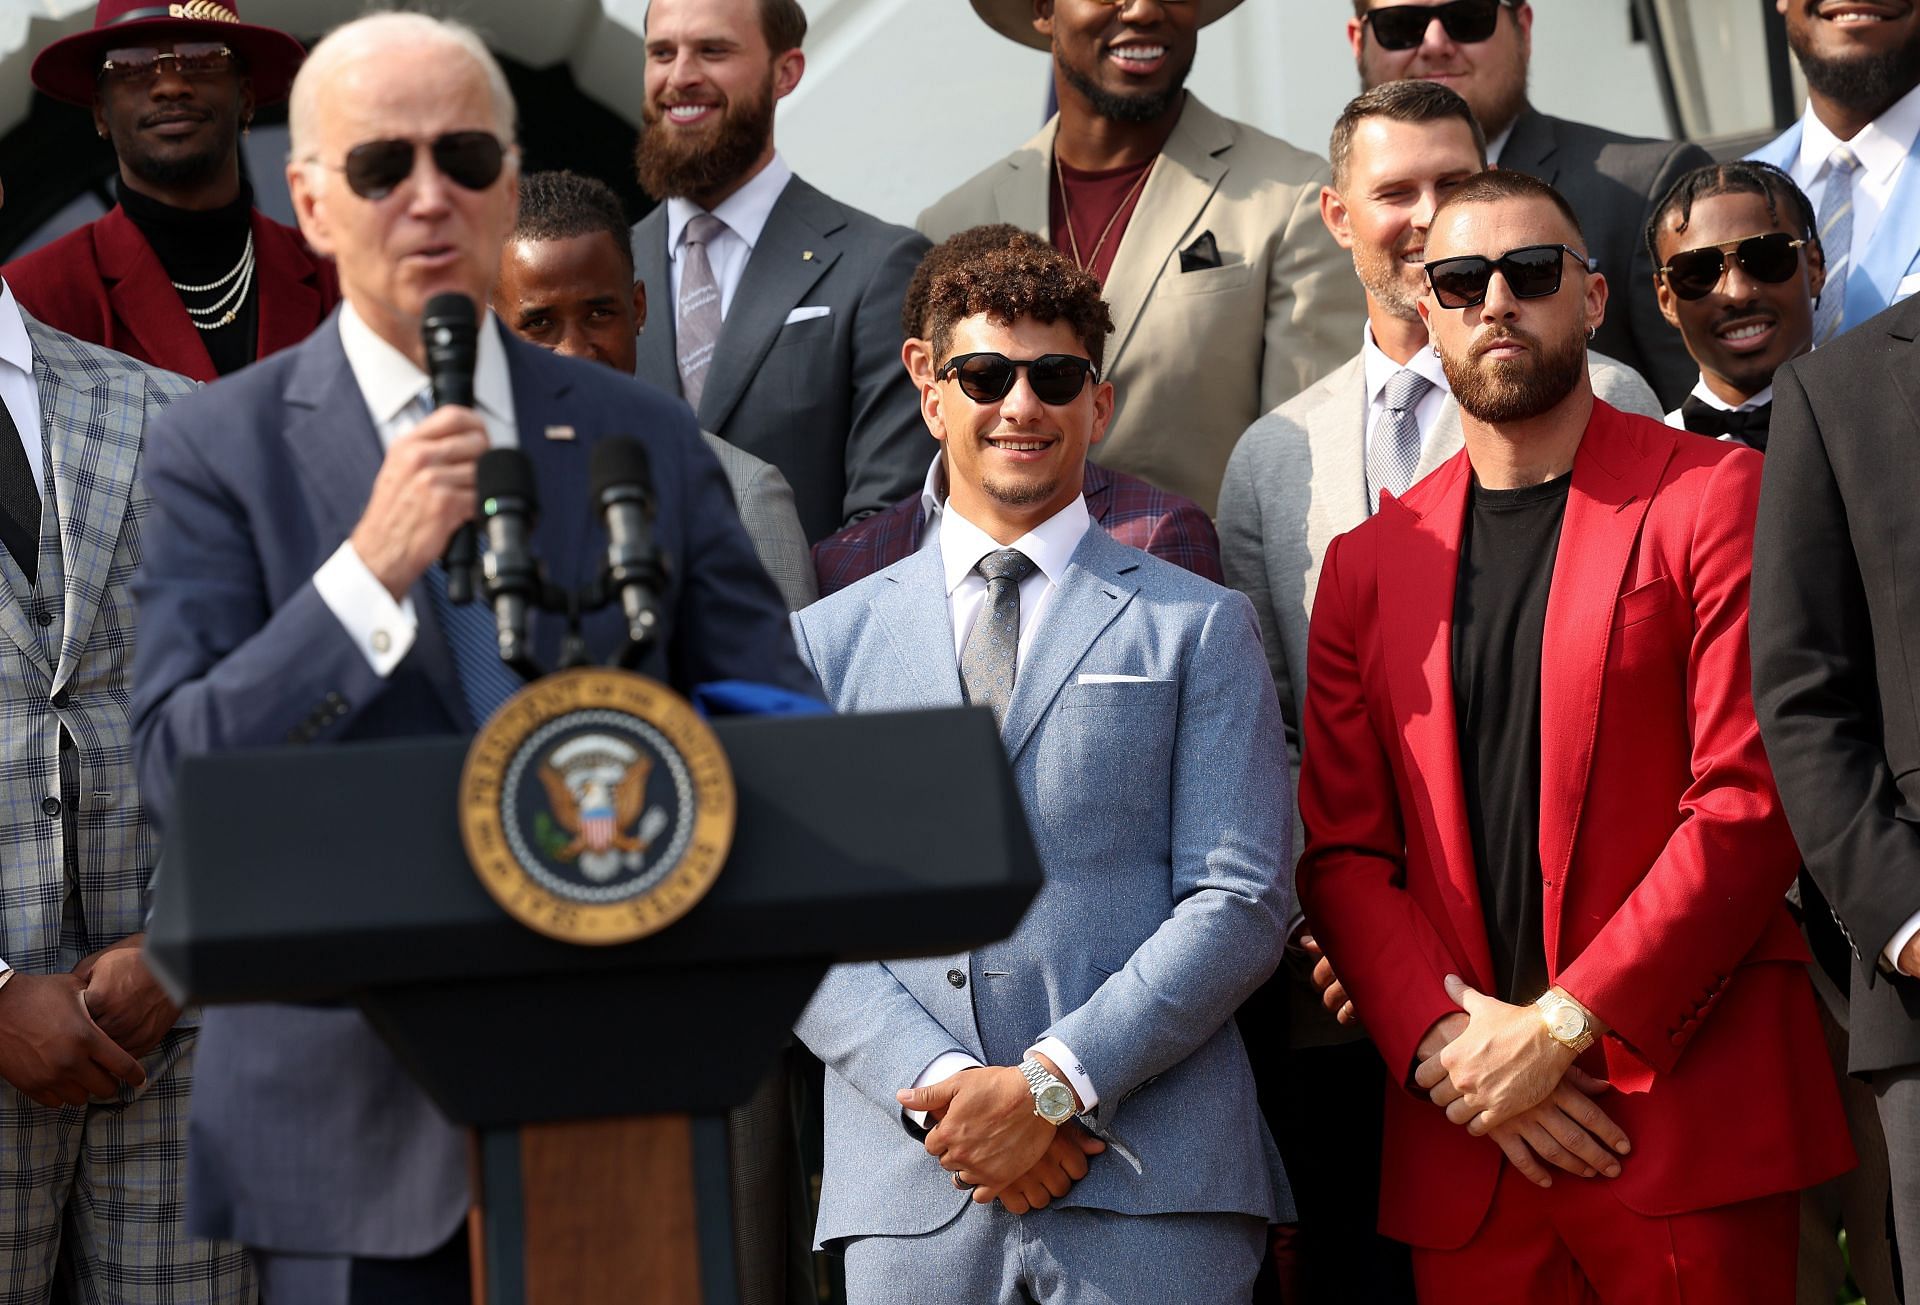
[811,460,1222,598]
[0,314,193,975]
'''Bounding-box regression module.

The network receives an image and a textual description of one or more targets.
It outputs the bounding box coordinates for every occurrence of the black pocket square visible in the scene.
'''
[1180,231,1222,272]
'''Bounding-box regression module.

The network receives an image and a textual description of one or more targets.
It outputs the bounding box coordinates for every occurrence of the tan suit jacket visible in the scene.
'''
[919,95,1364,514]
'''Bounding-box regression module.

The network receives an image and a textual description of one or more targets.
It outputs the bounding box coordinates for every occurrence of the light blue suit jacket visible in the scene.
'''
[790,524,1294,1249]
[1750,121,1920,330]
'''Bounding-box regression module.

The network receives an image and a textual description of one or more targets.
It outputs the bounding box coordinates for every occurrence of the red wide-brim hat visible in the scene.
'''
[32,0,308,108]
[970,0,1247,51]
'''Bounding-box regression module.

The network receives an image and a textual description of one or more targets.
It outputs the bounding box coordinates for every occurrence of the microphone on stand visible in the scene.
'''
[423,292,480,604]
[589,437,669,662]
[476,449,540,674]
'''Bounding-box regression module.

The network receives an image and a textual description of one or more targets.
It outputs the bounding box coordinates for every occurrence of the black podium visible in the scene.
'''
[146,706,1041,1305]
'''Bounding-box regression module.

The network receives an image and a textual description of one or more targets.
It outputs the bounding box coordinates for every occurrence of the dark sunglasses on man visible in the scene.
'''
[1425,243,1596,309]
[1657,232,1808,301]
[1362,0,1519,52]
[98,43,237,85]
[316,131,508,201]
[937,352,1098,406]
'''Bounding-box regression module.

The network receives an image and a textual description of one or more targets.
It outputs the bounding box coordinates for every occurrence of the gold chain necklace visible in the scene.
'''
[1054,151,1156,275]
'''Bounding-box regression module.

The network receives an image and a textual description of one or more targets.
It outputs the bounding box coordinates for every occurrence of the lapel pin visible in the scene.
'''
[545,425,576,442]
[802,250,815,261]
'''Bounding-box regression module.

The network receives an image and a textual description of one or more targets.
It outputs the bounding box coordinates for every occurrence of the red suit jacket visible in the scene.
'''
[2,205,338,382]
[1297,401,1851,1250]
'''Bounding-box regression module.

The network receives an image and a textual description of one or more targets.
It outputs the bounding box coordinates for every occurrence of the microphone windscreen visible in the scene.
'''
[589,437,654,505]
[477,448,538,515]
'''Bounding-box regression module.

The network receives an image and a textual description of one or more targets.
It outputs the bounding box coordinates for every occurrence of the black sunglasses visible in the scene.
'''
[937,352,1097,405]
[321,131,507,201]
[1363,0,1517,52]
[1659,232,1807,301]
[99,43,236,85]
[1425,243,1596,309]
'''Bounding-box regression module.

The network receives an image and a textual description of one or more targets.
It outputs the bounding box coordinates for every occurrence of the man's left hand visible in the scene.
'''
[73,934,178,1060]
[1415,974,1573,1133]
[901,1066,1056,1190]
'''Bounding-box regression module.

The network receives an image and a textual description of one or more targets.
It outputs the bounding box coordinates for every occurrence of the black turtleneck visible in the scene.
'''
[117,181,259,376]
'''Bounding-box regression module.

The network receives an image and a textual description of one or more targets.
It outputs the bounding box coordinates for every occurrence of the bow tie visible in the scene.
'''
[1679,395,1770,451]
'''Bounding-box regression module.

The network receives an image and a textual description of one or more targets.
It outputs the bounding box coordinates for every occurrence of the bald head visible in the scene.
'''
[289,12,516,161]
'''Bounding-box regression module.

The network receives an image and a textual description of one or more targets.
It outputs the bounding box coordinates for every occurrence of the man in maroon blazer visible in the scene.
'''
[4,0,337,380]
[812,223,1221,597]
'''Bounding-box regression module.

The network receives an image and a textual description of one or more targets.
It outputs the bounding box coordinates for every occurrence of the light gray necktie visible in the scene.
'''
[1365,367,1434,511]
[959,548,1038,725]
[676,212,727,410]
[1812,145,1862,345]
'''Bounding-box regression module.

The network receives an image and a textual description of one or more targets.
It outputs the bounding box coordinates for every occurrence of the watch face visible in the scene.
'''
[1549,1005,1586,1041]
[1037,1083,1075,1121]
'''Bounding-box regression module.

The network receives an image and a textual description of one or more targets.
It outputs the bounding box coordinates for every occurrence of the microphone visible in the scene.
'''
[476,449,539,673]
[424,292,480,604]
[589,437,669,658]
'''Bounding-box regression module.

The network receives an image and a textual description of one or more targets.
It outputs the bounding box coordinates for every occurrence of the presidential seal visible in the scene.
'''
[458,668,735,945]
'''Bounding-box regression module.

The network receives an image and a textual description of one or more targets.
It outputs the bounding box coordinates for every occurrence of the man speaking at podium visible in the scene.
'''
[129,12,813,1303]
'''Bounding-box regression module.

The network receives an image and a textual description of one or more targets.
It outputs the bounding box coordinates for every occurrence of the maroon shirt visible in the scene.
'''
[1048,156,1153,287]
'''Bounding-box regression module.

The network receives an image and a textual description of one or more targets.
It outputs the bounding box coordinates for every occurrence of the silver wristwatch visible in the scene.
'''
[1018,1058,1076,1125]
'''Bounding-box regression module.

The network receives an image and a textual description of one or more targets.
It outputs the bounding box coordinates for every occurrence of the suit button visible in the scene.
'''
[32,607,51,627]
[40,796,60,817]
[50,690,69,709]
[947,969,966,989]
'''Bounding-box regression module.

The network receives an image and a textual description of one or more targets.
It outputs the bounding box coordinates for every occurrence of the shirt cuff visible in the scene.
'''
[313,541,417,677]
[1884,908,1920,976]
[904,1050,983,1129]
[1029,1036,1098,1112]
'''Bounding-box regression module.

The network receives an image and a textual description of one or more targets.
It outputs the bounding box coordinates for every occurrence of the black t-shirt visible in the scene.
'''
[118,182,259,377]
[1452,472,1571,1003]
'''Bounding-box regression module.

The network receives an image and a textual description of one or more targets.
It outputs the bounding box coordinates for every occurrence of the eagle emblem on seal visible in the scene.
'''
[536,734,669,882]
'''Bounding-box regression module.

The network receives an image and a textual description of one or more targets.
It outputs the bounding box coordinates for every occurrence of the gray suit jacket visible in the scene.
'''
[1498,109,1712,409]
[791,526,1293,1249]
[702,431,817,611]
[633,176,930,543]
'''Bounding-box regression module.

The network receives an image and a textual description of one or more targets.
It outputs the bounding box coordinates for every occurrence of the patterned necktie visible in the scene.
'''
[676,213,728,412]
[1678,396,1771,452]
[959,548,1038,725]
[1365,367,1435,511]
[1812,146,1862,345]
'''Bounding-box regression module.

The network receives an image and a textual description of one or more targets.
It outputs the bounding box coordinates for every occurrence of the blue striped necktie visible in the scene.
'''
[1812,146,1862,344]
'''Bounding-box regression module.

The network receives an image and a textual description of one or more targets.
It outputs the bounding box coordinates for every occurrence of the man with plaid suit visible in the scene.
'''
[0,271,251,1301]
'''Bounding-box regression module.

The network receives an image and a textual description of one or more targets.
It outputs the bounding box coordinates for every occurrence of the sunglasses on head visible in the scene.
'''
[322,131,507,201]
[1363,0,1517,52]
[937,352,1097,405]
[1658,232,1807,301]
[98,43,235,85]
[1425,243,1595,309]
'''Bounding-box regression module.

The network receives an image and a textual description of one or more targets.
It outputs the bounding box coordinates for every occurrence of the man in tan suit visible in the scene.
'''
[1215,81,1659,1304]
[920,0,1364,514]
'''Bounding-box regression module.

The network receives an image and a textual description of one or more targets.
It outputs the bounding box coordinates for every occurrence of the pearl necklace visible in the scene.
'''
[172,231,255,332]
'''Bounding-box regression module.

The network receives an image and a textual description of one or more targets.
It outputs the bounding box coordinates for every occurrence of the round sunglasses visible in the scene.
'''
[937,352,1097,406]
[1658,232,1808,301]
[1425,243,1596,309]
[316,131,507,201]
[1362,0,1518,52]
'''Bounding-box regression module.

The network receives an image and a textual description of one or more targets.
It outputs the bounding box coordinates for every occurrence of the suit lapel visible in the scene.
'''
[1888,307,1920,430]
[252,212,326,360]
[1418,400,1467,481]
[1537,406,1669,969]
[502,328,590,593]
[698,179,839,433]
[1377,456,1497,990]
[996,119,1057,235]
[1854,134,1920,322]
[865,544,964,708]
[97,206,215,381]
[1307,355,1370,530]
[1000,528,1139,765]
[1497,110,1560,186]
[631,208,680,394]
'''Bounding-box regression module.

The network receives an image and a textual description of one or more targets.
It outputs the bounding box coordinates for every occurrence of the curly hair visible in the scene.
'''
[925,244,1115,375]
[902,224,1048,339]
[514,170,633,273]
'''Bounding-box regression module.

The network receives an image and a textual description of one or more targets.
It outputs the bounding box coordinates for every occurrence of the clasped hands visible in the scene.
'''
[0,933,175,1109]
[1412,974,1630,1189]
[897,1064,1106,1215]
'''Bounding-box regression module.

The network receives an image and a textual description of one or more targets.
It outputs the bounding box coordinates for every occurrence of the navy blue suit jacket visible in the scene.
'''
[131,312,816,1258]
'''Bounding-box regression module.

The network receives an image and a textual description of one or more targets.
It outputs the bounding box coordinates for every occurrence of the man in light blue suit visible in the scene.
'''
[790,243,1292,1302]
[1750,0,1920,339]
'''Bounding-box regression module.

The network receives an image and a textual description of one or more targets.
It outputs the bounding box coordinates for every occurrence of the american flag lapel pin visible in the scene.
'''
[545,425,576,441]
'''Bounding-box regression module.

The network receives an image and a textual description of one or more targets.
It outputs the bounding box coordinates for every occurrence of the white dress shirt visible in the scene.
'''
[0,283,46,503]
[665,153,795,322]
[1662,376,1773,431]
[1791,82,1920,281]
[312,302,518,675]
[907,495,1100,1123]
[1361,324,1451,466]
[1483,122,1515,167]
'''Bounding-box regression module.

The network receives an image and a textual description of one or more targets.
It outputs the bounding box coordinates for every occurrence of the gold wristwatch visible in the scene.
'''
[1534,989,1595,1054]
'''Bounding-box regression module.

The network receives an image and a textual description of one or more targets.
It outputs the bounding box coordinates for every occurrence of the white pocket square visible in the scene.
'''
[783,305,831,325]
[1076,673,1156,684]
[1896,272,1920,305]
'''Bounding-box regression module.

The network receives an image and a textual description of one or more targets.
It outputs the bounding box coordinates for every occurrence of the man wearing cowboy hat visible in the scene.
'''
[918,0,1365,515]
[3,0,338,382]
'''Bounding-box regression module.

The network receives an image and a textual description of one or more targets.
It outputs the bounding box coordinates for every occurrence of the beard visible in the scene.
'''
[1442,323,1587,423]
[635,72,776,201]
[1790,23,1920,112]
[1353,236,1426,322]
[117,113,235,192]
[981,469,1063,508]
[1055,45,1193,124]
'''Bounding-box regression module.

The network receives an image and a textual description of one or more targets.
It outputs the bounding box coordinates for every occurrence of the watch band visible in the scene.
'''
[1534,990,1596,1054]
[1019,1058,1074,1123]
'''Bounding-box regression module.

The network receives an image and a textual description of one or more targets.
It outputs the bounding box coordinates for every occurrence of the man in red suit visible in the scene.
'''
[4,0,337,379]
[1296,168,1851,1303]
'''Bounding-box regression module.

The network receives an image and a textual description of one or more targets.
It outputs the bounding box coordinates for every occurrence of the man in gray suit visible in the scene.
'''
[1216,81,1659,1304]
[630,0,929,543]
[1349,0,1712,407]
[497,169,817,610]
[792,243,1291,1303]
